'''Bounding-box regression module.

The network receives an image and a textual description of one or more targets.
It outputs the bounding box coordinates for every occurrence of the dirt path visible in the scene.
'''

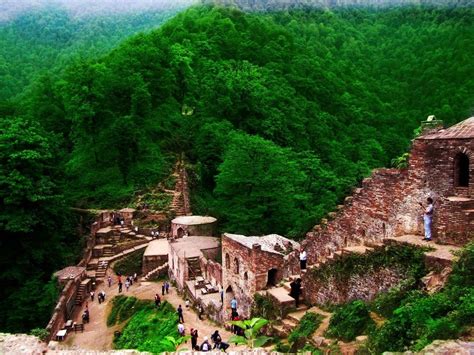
[65,269,244,352]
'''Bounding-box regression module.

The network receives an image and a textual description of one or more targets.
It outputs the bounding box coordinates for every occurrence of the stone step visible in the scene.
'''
[272,324,288,338]
[342,245,374,255]
[281,318,298,332]
[267,287,295,308]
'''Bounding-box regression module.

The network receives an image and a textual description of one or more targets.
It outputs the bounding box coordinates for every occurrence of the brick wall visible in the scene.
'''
[221,236,299,319]
[304,266,408,305]
[303,133,474,264]
[200,258,223,286]
[142,254,168,275]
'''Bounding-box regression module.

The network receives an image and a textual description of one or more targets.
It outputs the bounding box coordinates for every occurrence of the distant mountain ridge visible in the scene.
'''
[203,0,472,11]
[0,0,197,22]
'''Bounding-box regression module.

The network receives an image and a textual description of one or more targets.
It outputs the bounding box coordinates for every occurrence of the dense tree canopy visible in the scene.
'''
[20,5,472,235]
[1,4,474,333]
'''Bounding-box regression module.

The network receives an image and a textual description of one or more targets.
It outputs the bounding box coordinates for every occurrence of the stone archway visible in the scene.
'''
[177,227,184,238]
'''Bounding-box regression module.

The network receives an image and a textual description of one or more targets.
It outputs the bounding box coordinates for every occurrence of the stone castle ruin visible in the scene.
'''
[46,116,474,341]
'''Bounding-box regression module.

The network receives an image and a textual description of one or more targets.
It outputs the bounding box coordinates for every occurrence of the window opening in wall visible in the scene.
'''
[225,253,230,269]
[454,153,469,187]
[177,227,184,238]
[233,258,239,274]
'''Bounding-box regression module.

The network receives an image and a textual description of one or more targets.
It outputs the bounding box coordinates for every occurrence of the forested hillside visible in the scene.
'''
[21,5,473,235]
[1,4,474,333]
[0,5,188,100]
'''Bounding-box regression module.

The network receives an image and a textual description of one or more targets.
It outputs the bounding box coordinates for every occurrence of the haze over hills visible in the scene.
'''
[203,0,473,10]
[0,0,197,22]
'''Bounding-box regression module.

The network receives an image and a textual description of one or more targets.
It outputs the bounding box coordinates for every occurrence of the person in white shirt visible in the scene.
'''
[299,249,307,270]
[178,322,185,336]
[419,197,434,241]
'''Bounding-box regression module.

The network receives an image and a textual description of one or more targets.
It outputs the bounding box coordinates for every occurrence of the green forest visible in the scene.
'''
[1,3,474,336]
[0,6,184,101]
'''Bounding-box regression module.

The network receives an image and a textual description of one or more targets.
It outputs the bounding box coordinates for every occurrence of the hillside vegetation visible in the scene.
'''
[0,6,187,100]
[1,4,474,333]
[17,5,474,236]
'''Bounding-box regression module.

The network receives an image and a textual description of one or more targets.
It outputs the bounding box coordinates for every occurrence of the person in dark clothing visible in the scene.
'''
[198,304,204,320]
[191,328,198,350]
[154,293,161,307]
[162,283,165,296]
[289,278,302,308]
[211,330,229,352]
[118,282,122,293]
[177,304,184,322]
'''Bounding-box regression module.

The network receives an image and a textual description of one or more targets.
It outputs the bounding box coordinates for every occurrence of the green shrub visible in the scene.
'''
[252,293,280,320]
[288,312,323,345]
[107,295,154,326]
[112,250,145,277]
[114,301,180,353]
[371,278,416,318]
[326,300,374,342]
[30,328,49,341]
[310,245,426,285]
[368,243,474,353]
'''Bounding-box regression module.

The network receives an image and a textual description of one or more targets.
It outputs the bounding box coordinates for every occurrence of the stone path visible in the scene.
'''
[63,268,244,352]
[384,235,461,262]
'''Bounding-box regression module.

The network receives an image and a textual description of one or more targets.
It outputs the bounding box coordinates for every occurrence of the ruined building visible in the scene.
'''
[303,116,474,262]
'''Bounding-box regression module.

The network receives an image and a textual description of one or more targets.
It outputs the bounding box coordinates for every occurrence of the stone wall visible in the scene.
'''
[200,257,223,286]
[46,278,82,340]
[302,132,474,263]
[46,211,110,340]
[304,266,407,305]
[142,254,168,275]
[221,236,299,319]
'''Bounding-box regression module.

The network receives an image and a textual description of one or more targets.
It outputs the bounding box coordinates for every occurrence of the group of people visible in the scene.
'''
[90,289,107,304]
[116,273,138,293]
[161,281,170,295]
[183,327,229,352]
[110,212,125,226]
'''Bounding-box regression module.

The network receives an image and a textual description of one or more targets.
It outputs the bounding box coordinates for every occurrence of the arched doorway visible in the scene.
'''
[267,268,278,287]
[177,227,184,238]
[454,153,469,187]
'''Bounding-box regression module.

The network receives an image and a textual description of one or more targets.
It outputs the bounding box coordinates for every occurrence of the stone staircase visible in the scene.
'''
[102,245,114,257]
[143,262,169,281]
[95,260,108,279]
[187,257,202,279]
[272,305,332,346]
[74,280,90,305]
[170,159,191,217]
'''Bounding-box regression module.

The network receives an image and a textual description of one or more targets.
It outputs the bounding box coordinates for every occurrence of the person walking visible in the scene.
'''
[125,279,130,292]
[165,281,170,294]
[118,281,123,293]
[420,197,434,241]
[90,291,95,302]
[177,304,184,323]
[289,278,302,308]
[191,329,199,351]
[162,283,165,296]
[107,276,112,288]
[155,293,161,308]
